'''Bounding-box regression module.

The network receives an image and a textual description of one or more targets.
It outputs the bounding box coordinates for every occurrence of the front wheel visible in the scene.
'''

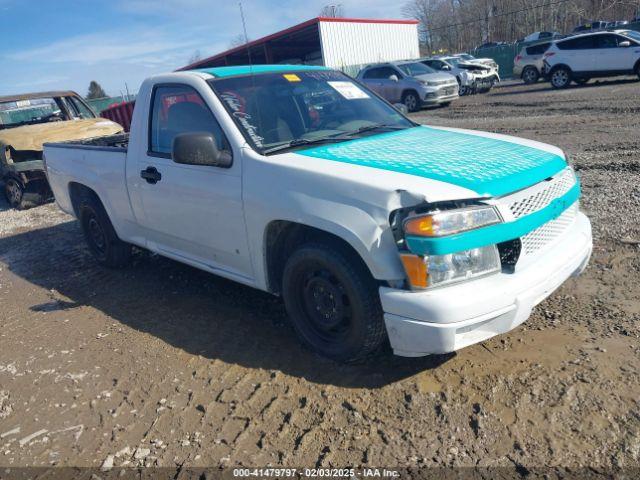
[550,67,572,89]
[4,178,24,208]
[402,91,419,112]
[522,67,540,84]
[282,243,386,362]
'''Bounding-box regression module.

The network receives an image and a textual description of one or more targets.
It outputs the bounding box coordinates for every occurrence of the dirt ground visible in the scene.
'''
[1,79,639,476]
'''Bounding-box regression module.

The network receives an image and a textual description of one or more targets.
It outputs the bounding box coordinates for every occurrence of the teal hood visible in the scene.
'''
[297,126,567,197]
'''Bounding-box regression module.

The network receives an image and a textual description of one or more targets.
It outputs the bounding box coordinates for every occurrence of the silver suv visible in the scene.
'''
[513,42,552,84]
[356,61,459,112]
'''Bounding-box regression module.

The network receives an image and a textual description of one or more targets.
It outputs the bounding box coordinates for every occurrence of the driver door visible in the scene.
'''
[134,84,253,280]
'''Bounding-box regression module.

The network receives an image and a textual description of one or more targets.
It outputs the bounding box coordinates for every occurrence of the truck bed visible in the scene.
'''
[44,133,129,152]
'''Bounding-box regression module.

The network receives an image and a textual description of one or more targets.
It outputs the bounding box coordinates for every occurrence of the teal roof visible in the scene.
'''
[194,64,329,78]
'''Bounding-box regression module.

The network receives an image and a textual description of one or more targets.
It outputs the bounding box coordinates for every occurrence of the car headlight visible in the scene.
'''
[399,206,502,289]
[400,245,501,289]
[403,206,501,237]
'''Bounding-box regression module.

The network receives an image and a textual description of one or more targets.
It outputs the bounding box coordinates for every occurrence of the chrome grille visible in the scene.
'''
[509,168,576,219]
[520,203,578,255]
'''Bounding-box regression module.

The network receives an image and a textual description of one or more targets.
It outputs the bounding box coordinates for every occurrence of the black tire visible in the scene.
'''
[4,178,48,209]
[634,62,640,80]
[282,242,386,363]
[401,91,420,112]
[78,193,132,268]
[4,178,25,208]
[550,66,572,89]
[522,66,540,85]
[574,77,590,85]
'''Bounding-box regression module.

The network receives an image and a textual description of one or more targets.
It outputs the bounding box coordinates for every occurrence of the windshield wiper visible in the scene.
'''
[344,123,408,136]
[263,136,351,155]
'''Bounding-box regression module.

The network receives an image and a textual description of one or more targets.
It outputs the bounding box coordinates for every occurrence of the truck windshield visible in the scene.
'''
[209,70,414,154]
[0,97,64,129]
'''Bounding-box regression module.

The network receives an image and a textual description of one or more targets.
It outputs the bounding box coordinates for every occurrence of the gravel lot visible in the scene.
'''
[1,79,639,475]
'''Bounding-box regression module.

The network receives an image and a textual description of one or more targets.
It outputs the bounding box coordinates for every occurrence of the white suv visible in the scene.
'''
[544,30,640,88]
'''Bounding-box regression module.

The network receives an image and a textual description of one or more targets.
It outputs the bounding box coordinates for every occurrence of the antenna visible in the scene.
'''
[239,2,253,71]
[238,1,264,150]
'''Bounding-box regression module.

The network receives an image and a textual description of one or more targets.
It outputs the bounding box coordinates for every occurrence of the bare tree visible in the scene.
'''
[187,50,202,65]
[320,4,344,17]
[403,0,640,52]
[228,33,249,48]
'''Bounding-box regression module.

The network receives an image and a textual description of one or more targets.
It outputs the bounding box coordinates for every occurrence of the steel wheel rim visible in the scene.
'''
[300,267,352,342]
[88,216,106,253]
[6,180,21,204]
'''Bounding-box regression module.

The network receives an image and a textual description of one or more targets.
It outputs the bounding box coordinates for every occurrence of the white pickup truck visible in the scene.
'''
[44,65,592,362]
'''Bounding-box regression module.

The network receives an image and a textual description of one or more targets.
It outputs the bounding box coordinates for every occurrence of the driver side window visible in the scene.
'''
[149,84,230,157]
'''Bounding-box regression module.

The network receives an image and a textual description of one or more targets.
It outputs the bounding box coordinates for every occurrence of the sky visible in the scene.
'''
[0,0,405,97]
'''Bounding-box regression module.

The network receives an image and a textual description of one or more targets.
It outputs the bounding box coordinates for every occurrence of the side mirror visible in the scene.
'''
[442,65,452,71]
[393,103,409,114]
[619,40,631,48]
[172,132,232,168]
[389,74,399,82]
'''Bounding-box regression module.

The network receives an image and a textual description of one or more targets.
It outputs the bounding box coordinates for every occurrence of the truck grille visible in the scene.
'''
[495,167,578,262]
[509,168,575,219]
[520,203,578,255]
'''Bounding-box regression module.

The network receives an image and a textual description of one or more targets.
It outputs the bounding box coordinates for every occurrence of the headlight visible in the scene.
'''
[403,206,501,237]
[400,245,501,289]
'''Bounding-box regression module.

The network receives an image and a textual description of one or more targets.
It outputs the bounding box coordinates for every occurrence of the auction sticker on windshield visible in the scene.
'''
[327,81,369,100]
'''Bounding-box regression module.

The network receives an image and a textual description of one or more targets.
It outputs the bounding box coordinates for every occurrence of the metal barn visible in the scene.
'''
[179,17,420,76]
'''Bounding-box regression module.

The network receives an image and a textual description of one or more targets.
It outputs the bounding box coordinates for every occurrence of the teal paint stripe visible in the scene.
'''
[195,65,329,78]
[298,126,567,197]
[405,182,580,256]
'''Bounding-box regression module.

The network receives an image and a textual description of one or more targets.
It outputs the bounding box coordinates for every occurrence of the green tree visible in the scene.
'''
[86,81,107,100]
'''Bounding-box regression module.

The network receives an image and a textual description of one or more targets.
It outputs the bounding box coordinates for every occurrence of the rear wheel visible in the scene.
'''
[635,63,640,80]
[550,66,572,89]
[522,66,540,84]
[401,91,419,112]
[78,193,132,268]
[282,243,386,363]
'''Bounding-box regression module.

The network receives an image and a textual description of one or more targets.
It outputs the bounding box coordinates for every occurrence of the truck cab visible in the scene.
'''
[43,65,592,362]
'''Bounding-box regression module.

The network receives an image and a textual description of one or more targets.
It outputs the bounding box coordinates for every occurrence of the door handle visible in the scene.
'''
[140,166,162,184]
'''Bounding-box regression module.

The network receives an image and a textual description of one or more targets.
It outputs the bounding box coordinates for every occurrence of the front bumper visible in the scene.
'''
[421,86,459,105]
[381,212,592,357]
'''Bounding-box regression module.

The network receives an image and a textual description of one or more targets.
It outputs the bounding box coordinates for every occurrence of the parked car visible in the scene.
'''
[606,21,629,29]
[514,42,553,84]
[573,21,608,33]
[453,54,501,83]
[477,41,508,49]
[421,56,493,95]
[523,31,561,42]
[356,61,458,111]
[44,65,592,362]
[0,91,122,208]
[544,30,640,88]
